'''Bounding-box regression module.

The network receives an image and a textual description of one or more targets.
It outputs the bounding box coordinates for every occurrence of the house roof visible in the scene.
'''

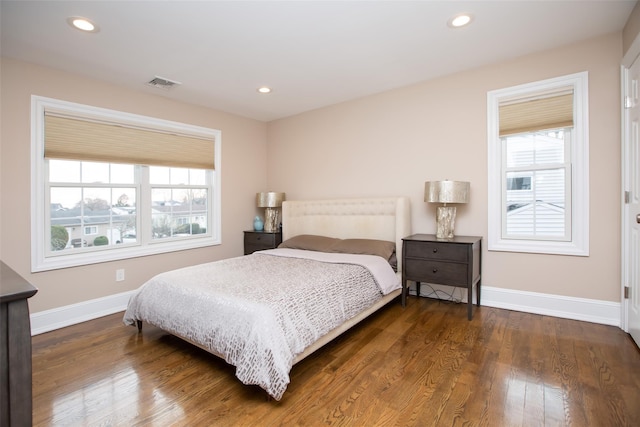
[1,1,635,122]
[50,207,131,227]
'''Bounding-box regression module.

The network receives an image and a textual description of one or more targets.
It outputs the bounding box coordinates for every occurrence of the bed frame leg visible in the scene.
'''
[136,320,142,332]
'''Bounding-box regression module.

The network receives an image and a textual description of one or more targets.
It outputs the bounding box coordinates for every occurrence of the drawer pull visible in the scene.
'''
[433,248,438,253]
[432,268,438,273]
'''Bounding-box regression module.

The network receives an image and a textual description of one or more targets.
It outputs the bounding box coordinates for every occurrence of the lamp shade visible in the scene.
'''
[425,181,470,204]
[256,192,285,208]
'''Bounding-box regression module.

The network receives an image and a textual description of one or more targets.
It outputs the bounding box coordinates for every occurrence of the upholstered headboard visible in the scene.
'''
[281,197,411,273]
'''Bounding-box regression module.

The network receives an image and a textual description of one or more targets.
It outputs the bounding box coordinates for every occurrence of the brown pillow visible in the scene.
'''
[331,238,395,261]
[278,235,397,271]
[278,235,340,252]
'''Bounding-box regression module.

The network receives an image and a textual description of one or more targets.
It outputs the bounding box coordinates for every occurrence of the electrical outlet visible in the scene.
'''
[116,269,125,282]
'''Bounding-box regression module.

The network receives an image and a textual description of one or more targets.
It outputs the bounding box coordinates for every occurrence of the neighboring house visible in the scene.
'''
[151,199,208,237]
[506,201,565,237]
[50,206,134,248]
[50,199,206,250]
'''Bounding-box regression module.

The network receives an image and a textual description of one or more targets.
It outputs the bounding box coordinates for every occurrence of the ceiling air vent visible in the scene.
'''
[146,76,182,90]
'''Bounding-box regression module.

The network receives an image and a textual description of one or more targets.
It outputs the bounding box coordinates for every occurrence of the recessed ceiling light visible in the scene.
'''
[257,87,272,94]
[448,14,473,28]
[67,16,99,33]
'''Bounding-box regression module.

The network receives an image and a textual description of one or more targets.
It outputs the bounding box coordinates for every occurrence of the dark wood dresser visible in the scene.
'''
[402,234,482,320]
[243,230,283,255]
[1,261,38,427]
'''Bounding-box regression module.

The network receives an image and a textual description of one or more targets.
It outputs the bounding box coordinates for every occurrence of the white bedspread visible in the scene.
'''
[123,249,400,400]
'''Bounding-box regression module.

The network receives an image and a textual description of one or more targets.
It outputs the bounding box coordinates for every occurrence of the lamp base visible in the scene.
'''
[264,207,280,232]
[436,206,457,240]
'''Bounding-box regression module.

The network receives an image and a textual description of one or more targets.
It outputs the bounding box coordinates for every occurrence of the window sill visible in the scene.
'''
[488,237,588,257]
[32,236,221,272]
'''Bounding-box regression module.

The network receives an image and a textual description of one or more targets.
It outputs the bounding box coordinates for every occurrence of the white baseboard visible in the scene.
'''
[30,290,136,335]
[408,283,621,327]
[481,286,621,327]
[32,284,622,336]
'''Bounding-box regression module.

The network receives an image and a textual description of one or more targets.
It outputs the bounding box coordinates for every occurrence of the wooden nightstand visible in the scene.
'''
[244,230,283,255]
[402,234,482,320]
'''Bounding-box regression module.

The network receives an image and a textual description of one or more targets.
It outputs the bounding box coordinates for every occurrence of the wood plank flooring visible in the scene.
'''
[31,297,640,426]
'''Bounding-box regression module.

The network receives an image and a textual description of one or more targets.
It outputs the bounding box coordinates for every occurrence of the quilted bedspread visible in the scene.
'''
[123,248,400,400]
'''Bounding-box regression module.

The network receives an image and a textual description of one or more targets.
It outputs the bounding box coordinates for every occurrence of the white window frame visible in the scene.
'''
[487,72,589,256]
[31,96,222,272]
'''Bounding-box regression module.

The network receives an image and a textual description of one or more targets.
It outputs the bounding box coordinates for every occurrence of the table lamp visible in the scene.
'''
[256,192,285,232]
[425,180,470,240]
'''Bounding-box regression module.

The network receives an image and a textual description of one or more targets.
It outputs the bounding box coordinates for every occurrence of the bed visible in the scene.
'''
[123,197,411,400]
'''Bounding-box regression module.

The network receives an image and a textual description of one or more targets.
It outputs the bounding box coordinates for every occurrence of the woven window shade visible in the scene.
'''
[44,113,215,169]
[499,90,573,137]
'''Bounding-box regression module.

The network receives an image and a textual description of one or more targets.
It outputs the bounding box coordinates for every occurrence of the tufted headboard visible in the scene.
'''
[281,197,411,273]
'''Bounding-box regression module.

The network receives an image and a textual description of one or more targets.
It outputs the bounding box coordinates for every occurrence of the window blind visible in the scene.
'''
[499,89,573,137]
[44,113,215,169]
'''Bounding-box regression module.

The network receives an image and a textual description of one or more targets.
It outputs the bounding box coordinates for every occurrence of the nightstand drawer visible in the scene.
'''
[244,232,278,247]
[244,231,283,255]
[404,260,468,285]
[404,240,467,262]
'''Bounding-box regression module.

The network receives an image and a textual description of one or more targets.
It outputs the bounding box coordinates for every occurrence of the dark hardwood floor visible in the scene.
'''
[31,297,640,426]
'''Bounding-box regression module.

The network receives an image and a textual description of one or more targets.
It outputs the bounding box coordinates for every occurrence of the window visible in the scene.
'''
[84,226,98,236]
[506,175,532,191]
[487,72,589,256]
[503,129,570,239]
[31,96,221,272]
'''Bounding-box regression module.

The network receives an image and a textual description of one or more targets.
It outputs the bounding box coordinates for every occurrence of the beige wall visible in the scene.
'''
[0,58,268,313]
[267,33,623,302]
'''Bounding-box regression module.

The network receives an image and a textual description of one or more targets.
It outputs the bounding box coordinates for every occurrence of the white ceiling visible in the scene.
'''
[1,1,637,122]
